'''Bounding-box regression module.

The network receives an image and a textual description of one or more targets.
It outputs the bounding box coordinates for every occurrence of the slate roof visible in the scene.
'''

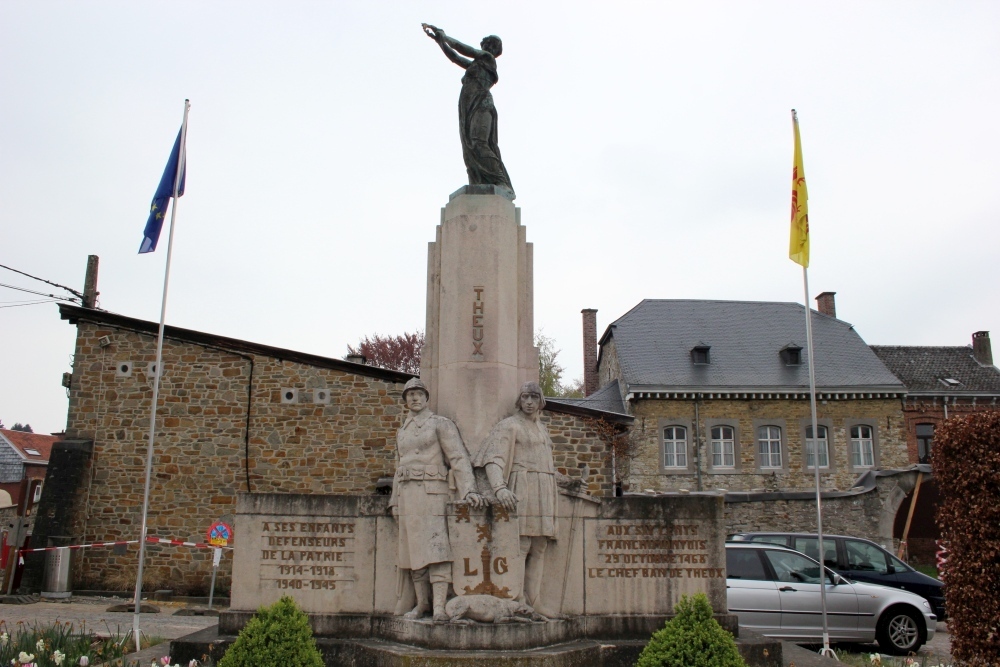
[0,429,57,463]
[600,299,903,392]
[870,346,1000,395]
[548,380,628,416]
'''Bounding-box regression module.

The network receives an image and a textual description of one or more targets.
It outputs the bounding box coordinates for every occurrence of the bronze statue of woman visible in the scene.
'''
[422,24,514,196]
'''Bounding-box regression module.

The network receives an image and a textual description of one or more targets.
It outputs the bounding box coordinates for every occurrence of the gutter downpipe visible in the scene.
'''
[694,395,703,492]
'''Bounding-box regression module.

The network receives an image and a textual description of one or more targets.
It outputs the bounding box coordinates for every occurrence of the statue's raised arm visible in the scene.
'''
[421,23,514,197]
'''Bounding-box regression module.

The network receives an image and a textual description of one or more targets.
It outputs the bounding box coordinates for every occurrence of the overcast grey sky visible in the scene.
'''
[2,1,998,434]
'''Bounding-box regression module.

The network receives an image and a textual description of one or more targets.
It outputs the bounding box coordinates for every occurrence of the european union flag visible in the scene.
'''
[139,127,186,254]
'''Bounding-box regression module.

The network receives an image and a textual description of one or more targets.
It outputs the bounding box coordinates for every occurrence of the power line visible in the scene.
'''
[0,299,61,309]
[0,263,84,300]
[0,282,81,303]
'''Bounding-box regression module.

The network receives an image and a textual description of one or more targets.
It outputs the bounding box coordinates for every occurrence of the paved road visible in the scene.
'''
[0,596,218,642]
[793,620,952,663]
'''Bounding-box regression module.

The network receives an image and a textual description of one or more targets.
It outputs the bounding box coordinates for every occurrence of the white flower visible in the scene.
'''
[35,638,45,652]
[17,652,35,665]
[53,650,66,666]
[1,632,8,646]
[189,661,199,667]
[79,658,89,667]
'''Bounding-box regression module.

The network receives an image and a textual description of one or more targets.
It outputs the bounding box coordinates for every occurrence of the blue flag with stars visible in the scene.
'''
[139,127,186,254]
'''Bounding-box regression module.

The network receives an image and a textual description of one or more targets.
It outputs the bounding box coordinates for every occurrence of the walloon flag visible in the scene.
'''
[789,109,809,267]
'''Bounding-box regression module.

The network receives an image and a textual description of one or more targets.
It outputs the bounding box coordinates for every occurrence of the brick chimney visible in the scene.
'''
[972,331,993,366]
[815,291,836,318]
[582,309,598,396]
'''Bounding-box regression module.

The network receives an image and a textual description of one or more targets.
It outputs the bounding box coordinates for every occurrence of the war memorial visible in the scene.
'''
[171,25,778,666]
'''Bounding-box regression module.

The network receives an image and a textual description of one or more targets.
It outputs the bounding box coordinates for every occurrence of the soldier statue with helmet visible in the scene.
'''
[389,377,485,621]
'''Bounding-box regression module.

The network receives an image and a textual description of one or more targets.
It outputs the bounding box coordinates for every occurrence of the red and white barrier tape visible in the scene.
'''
[145,535,231,550]
[16,535,231,563]
[17,539,139,554]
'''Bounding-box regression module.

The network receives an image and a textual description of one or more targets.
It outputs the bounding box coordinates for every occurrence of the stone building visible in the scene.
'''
[870,331,1000,561]
[593,298,907,494]
[576,296,929,547]
[24,304,623,594]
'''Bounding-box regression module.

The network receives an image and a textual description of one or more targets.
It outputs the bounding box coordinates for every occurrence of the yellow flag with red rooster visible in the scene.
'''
[789,109,809,267]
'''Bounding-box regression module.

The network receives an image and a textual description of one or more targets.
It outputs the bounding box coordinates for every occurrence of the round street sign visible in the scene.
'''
[207,521,234,547]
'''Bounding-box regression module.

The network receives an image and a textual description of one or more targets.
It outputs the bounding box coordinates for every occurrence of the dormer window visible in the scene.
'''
[780,344,803,366]
[691,345,711,365]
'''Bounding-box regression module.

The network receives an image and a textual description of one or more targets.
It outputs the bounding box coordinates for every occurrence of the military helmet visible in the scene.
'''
[402,377,430,400]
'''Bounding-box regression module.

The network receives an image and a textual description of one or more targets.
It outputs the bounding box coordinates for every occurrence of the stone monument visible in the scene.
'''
[174,23,771,667]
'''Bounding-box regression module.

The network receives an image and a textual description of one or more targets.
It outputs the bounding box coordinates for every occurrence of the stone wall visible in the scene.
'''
[542,410,613,497]
[63,317,409,594]
[625,397,908,494]
[58,308,619,593]
[724,468,923,548]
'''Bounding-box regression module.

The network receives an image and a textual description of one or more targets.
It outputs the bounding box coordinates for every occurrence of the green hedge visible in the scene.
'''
[218,596,324,667]
[636,593,745,667]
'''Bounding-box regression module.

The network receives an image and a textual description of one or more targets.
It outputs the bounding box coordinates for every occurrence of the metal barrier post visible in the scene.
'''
[208,547,222,609]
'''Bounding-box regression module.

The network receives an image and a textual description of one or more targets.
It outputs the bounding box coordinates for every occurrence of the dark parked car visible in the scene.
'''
[726,542,936,655]
[727,532,945,619]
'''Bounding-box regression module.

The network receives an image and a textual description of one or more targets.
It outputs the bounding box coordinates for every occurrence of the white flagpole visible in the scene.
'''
[802,266,835,658]
[133,99,190,649]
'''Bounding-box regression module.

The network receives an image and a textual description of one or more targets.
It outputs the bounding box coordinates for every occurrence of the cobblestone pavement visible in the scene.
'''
[0,596,219,642]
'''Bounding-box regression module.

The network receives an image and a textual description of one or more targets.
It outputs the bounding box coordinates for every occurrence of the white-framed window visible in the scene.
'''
[758,425,782,468]
[851,425,875,467]
[805,425,829,469]
[710,425,736,468]
[662,426,688,468]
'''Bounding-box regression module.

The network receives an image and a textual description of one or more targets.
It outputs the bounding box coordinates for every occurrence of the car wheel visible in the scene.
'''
[876,606,924,655]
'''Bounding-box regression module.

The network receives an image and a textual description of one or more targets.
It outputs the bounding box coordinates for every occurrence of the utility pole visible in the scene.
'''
[82,255,99,308]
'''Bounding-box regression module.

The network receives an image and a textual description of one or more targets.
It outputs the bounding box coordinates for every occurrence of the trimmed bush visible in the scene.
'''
[934,411,1000,666]
[218,596,324,667]
[636,593,746,667]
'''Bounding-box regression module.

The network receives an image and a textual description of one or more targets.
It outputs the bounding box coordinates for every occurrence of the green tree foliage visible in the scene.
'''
[934,411,1000,666]
[636,593,746,667]
[535,332,564,397]
[10,423,33,432]
[218,595,324,667]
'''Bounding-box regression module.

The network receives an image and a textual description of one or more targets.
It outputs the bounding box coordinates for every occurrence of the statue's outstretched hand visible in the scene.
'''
[494,488,517,511]
[422,23,444,40]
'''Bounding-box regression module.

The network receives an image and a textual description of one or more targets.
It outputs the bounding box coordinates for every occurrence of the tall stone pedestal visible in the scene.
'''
[421,186,539,455]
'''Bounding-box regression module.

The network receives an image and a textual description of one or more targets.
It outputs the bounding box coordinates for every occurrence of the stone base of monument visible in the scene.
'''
[193,491,786,665]
[170,621,783,667]
[217,611,738,651]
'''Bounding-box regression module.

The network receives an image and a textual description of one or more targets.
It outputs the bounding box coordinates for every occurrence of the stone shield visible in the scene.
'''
[447,502,522,600]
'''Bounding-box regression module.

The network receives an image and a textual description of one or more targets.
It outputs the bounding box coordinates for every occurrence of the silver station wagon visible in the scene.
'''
[726,543,936,655]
